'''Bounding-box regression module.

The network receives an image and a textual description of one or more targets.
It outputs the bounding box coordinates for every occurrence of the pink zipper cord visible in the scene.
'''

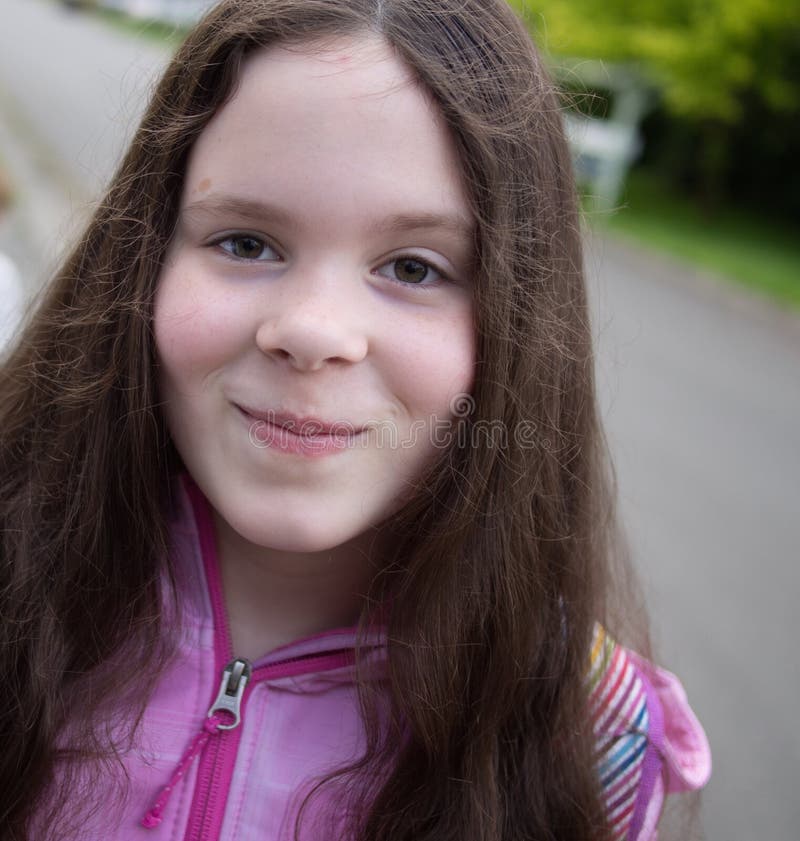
[141,714,225,829]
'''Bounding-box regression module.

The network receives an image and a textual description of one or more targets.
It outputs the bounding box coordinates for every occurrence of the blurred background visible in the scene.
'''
[0,1,798,838]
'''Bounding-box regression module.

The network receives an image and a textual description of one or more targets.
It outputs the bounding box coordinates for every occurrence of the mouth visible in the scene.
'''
[237,405,364,436]
[236,405,365,456]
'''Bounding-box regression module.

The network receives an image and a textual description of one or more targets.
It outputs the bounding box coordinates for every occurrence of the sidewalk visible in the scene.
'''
[0,81,88,300]
[0,0,171,300]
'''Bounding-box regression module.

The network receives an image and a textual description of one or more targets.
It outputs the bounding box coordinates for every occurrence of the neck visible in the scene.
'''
[213,512,381,661]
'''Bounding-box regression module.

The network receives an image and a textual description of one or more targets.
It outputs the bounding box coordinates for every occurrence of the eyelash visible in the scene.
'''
[211,233,282,263]
[374,255,449,290]
[209,233,451,289]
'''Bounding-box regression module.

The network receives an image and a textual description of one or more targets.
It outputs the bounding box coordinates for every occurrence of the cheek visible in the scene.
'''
[389,303,476,416]
[153,264,243,385]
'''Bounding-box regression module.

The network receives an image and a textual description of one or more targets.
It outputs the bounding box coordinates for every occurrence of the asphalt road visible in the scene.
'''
[1,1,799,838]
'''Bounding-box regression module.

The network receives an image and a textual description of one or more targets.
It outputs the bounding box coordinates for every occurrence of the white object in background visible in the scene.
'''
[555,60,651,211]
[0,251,25,353]
[563,112,642,211]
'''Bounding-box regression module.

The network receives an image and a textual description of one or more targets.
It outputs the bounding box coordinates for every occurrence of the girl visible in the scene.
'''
[0,1,710,839]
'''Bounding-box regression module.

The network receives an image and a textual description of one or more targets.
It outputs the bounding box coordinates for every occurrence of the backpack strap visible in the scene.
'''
[589,626,650,840]
[589,627,712,841]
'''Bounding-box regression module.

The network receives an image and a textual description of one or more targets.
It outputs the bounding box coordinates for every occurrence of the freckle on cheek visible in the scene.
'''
[197,178,212,193]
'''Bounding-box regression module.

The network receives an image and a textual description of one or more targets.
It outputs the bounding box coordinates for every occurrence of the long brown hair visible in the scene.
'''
[0,1,645,838]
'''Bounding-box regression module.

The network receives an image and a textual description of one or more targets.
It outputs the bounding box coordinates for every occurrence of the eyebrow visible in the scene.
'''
[182,196,299,230]
[181,195,473,239]
[369,212,473,239]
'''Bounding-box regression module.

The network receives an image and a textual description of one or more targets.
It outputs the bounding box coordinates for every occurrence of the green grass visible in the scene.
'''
[0,148,13,211]
[89,5,188,49]
[588,170,800,311]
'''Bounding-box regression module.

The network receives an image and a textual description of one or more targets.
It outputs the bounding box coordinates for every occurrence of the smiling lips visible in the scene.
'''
[237,405,365,456]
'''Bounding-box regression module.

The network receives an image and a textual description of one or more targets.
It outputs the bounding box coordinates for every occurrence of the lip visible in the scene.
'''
[237,405,363,435]
[236,405,365,457]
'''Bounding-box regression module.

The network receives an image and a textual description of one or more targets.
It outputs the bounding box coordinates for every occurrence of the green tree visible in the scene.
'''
[513,0,798,120]
[512,0,800,210]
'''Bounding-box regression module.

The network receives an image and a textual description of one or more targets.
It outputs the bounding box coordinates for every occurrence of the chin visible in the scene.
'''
[228,512,371,556]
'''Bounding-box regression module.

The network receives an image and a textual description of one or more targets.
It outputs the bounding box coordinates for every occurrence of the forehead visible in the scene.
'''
[240,34,417,103]
[180,35,470,226]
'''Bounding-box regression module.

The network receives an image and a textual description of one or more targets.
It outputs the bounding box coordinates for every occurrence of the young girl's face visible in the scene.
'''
[155,35,475,557]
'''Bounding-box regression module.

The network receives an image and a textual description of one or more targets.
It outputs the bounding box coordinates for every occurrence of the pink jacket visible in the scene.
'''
[60,477,710,840]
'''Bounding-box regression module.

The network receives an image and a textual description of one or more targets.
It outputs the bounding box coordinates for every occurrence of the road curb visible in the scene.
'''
[588,228,800,342]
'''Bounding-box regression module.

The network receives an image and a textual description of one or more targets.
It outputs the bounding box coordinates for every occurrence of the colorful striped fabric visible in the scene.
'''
[589,625,651,841]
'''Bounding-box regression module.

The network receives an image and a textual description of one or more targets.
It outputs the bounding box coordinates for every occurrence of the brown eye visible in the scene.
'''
[218,235,279,261]
[376,256,445,287]
[394,259,429,284]
[232,237,264,259]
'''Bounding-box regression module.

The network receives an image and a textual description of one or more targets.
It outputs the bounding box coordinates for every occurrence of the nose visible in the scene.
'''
[254,268,369,372]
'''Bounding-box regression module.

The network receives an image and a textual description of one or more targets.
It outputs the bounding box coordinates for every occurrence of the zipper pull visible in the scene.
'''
[141,658,252,829]
[208,658,251,730]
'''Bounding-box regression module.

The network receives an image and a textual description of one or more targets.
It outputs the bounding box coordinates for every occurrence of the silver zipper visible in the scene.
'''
[207,658,252,731]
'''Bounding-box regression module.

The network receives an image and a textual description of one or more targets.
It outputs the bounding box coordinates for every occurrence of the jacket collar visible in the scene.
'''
[167,472,387,684]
